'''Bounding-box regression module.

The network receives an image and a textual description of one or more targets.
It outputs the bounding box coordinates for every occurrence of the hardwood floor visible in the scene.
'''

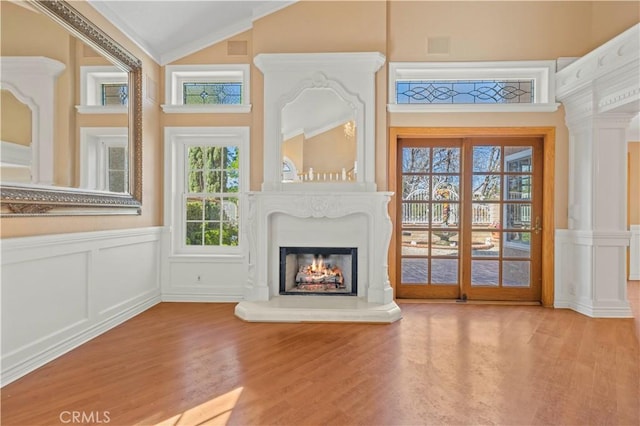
[2,286,639,426]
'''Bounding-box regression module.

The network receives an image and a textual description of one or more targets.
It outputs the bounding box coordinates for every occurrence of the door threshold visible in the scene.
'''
[396,299,541,306]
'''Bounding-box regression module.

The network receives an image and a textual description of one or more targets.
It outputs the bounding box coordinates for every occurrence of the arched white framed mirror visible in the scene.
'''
[254,52,385,192]
[280,76,362,185]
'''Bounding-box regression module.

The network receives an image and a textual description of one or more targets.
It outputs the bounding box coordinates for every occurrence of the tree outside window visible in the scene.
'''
[184,145,239,246]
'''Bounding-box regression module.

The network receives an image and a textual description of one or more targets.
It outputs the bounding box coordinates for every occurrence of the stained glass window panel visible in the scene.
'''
[183,82,242,105]
[396,80,534,104]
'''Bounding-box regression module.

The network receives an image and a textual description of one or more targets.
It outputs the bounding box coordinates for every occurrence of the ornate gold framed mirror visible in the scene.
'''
[0,0,142,215]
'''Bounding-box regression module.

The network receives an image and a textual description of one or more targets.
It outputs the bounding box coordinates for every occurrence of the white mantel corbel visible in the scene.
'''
[554,24,639,318]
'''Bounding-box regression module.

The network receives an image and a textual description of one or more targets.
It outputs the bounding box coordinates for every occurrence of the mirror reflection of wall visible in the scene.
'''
[0,89,32,183]
[1,0,129,192]
[281,87,357,183]
[282,122,356,182]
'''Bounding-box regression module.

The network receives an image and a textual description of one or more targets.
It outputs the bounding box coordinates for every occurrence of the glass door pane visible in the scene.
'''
[397,140,462,299]
[396,136,542,302]
[463,139,542,301]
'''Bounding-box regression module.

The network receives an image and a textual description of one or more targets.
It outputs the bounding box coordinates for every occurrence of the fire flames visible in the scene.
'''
[310,255,324,273]
[296,255,344,288]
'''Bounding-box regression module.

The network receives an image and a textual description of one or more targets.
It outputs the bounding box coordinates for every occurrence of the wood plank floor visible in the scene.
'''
[2,285,639,426]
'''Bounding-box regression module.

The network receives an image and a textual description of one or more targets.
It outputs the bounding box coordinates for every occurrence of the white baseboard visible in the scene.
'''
[555,299,633,318]
[162,293,243,302]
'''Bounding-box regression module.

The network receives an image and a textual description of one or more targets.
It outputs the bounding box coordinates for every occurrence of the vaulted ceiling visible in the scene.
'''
[88,0,296,65]
[84,1,640,138]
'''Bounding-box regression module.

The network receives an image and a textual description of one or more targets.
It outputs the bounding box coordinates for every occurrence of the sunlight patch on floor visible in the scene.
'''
[156,387,244,426]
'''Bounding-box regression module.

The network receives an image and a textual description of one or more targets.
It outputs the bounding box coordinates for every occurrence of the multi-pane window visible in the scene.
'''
[183,82,241,105]
[79,128,128,192]
[107,145,128,192]
[184,145,240,247]
[166,127,248,255]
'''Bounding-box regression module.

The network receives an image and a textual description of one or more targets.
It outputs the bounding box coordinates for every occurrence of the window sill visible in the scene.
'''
[387,103,560,113]
[168,253,245,263]
[161,104,252,114]
[75,105,127,114]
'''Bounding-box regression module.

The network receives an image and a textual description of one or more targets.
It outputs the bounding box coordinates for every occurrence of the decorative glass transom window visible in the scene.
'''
[77,66,128,113]
[163,64,251,113]
[165,127,249,255]
[388,61,558,112]
[396,79,534,104]
[101,83,128,106]
[183,82,242,105]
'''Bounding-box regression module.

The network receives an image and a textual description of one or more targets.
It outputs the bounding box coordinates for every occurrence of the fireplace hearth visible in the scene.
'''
[280,247,357,296]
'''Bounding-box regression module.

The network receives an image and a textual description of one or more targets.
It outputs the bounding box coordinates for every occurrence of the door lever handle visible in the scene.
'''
[534,216,542,235]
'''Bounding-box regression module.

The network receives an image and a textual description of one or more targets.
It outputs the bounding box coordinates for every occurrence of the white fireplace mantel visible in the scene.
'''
[236,52,400,323]
[234,191,401,323]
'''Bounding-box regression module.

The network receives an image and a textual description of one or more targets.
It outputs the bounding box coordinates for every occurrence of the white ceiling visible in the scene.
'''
[88,0,296,65]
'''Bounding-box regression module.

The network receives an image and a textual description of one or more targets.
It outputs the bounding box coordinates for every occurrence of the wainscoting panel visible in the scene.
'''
[160,228,246,302]
[95,239,160,317]
[554,229,633,317]
[2,252,90,357]
[1,227,162,386]
[162,258,246,302]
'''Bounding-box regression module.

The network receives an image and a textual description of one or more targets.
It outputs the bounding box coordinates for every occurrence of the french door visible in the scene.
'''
[396,137,543,302]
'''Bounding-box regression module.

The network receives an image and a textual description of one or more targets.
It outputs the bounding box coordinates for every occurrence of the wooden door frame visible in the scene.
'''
[388,127,555,307]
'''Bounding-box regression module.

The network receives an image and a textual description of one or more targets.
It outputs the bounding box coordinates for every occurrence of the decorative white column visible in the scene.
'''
[555,24,639,317]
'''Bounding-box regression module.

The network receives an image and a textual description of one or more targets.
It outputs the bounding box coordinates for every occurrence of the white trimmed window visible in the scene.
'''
[165,127,249,255]
[77,66,128,114]
[162,64,251,113]
[388,61,559,113]
[79,127,128,193]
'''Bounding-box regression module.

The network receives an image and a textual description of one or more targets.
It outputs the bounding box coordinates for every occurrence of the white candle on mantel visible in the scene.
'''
[353,161,357,175]
[341,168,346,180]
[309,168,314,181]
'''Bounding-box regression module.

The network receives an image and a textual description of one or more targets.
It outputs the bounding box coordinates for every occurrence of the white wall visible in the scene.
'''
[1,227,162,386]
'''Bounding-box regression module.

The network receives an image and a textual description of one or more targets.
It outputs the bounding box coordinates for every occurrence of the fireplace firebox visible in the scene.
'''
[279,247,357,296]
